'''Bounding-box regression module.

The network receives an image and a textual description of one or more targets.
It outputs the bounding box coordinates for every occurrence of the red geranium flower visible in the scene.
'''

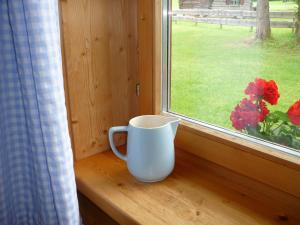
[264,80,280,105]
[245,78,266,99]
[288,99,300,125]
[259,101,269,122]
[230,98,269,130]
[245,78,280,105]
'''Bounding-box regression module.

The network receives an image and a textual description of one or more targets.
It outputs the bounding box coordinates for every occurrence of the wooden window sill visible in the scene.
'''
[74,149,300,225]
[175,117,300,168]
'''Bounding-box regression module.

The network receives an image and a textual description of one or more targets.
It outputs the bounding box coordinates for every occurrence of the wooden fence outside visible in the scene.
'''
[172,9,296,29]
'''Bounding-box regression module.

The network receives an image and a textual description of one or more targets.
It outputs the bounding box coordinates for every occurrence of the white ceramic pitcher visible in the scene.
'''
[108,115,180,182]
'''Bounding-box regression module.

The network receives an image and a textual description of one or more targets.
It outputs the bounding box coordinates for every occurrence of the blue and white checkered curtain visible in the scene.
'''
[0,1,81,225]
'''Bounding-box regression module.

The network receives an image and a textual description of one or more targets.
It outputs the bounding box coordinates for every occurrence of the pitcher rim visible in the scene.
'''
[129,115,180,130]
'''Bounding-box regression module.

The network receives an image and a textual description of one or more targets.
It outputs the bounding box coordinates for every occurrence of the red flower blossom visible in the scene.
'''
[245,78,265,99]
[264,80,280,105]
[245,78,280,105]
[230,98,269,130]
[288,99,300,125]
[259,101,269,122]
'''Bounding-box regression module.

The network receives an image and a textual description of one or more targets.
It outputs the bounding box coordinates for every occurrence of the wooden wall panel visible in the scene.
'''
[60,0,138,160]
[138,0,154,115]
[59,2,76,159]
[153,0,162,115]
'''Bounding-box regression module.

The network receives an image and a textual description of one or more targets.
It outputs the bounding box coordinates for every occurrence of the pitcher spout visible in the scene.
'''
[168,118,181,139]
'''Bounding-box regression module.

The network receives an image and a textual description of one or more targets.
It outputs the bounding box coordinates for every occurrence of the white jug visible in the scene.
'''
[108,115,180,182]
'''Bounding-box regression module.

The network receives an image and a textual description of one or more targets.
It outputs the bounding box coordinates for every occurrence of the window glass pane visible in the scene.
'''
[169,0,300,152]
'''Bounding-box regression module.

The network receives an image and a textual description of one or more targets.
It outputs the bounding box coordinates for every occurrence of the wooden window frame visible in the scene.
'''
[139,0,300,198]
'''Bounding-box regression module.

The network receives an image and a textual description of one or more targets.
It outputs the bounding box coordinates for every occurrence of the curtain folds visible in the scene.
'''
[0,1,80,224]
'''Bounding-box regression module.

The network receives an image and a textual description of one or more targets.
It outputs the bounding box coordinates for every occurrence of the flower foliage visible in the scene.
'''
[244,78,280,105]
[230,98,269,130]
[288,100,300,126]
[231,78,276,131]
[231,78,300,151]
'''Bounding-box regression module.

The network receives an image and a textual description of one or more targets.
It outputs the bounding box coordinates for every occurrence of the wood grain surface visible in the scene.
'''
[78,192,118,225]
[60,0,138,159]
[75,149,300,225]
[138,0,154,115]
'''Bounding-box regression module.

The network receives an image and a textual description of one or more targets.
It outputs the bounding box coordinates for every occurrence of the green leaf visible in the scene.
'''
[271,111,289,122]
[273,134,293,147]
[291,139,300,149]
[265,113,279,123]
[265,111,289,124]
[246,126,265,139]
[292,126,300,137]
[256,124,262,132]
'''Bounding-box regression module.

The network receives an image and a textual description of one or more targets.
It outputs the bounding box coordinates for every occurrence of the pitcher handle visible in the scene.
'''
[108,126,128,161]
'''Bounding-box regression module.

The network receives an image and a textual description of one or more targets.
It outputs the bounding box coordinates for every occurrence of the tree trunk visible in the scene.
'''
[256,0,271,40]
[297,0,300,43]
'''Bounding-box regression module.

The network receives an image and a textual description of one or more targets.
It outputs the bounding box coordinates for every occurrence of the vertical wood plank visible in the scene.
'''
[61,0,94,159]
[138,0,154,115]
[154,0,162,115]
[126,0,139,119]
[60,0,138,159]
[58,1,75,158]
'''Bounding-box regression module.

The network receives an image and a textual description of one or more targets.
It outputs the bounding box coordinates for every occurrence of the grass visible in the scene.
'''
[170,22,300,130]
[253,1,298,12]
[172,0,179,9]
[172,0,298,11]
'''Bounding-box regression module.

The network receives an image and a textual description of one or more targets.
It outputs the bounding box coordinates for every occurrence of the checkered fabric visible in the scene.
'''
[0,1,80,225]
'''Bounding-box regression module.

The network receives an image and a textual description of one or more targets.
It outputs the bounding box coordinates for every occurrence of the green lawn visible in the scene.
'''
[172,0,179,9]
[172,0,298,11]
[253,1,298,12]
[170,22,300,129]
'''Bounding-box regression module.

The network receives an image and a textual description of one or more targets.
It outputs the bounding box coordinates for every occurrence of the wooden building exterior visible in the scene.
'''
[179,0,252,10]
